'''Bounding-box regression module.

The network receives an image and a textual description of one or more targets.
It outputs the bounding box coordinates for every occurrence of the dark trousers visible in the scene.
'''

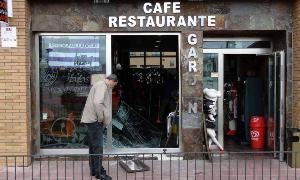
[86,122,104,176]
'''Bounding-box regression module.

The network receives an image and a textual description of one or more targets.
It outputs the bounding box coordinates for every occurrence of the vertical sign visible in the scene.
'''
[187,34,199,114]
[181,31,203,129]
[1,26,17,47]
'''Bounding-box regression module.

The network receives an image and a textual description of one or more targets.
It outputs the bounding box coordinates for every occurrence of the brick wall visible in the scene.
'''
[293,1,300,128]
[0,0,31,165]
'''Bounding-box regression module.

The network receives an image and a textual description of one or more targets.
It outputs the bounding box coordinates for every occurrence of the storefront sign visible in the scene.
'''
[187,33,199,114]
[0,0,7,23]
[1,26,17,47]
[109,2,216,28]
[46,36,103,67]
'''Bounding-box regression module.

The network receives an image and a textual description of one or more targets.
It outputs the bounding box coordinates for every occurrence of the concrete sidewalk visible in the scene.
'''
[1,155,300,180]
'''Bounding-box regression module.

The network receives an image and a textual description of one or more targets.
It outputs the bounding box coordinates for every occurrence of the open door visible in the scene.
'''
[268,51,285,161]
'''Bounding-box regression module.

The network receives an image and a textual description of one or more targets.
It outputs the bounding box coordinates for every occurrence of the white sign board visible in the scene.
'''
[108,2,216,28]
[7,0,13,17]
[1,26,17,47]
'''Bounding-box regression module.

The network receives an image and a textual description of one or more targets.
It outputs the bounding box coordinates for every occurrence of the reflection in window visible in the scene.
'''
[203,53,218,89]
[203,53,219,131]
[203,41,271,49]
[39,36,106,149]
[129,51,177,69]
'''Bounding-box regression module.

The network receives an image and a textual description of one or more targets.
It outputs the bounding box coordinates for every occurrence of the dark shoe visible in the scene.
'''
[95,174,112,180]
[104,175,112,180]
[90,172,95,176]
[95,174,101,179]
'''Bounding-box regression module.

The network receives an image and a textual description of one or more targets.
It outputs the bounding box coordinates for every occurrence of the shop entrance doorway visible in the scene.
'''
[223,53,285,159]
[223,54,267,151]
[203,38,285,159]
[109,35,180,151]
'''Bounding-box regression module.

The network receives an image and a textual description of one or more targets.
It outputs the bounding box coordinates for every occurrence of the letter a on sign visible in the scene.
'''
[188,47,197,58]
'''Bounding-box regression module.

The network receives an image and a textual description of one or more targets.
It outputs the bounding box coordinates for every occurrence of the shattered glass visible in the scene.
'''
[111,101,162,148]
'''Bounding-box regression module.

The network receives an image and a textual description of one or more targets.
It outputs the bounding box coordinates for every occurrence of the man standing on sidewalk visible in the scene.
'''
[81,74,118,180]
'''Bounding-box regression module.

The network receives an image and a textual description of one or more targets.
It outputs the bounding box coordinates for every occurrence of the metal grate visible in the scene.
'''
[0,151,299,179]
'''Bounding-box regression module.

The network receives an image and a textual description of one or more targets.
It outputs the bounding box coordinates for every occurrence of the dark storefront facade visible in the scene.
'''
[29,1,292,156]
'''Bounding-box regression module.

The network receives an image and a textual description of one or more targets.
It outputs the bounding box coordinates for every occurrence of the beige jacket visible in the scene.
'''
[80,80,112,127]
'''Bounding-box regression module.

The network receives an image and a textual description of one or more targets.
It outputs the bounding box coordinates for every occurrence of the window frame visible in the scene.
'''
[35,33,181,155]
